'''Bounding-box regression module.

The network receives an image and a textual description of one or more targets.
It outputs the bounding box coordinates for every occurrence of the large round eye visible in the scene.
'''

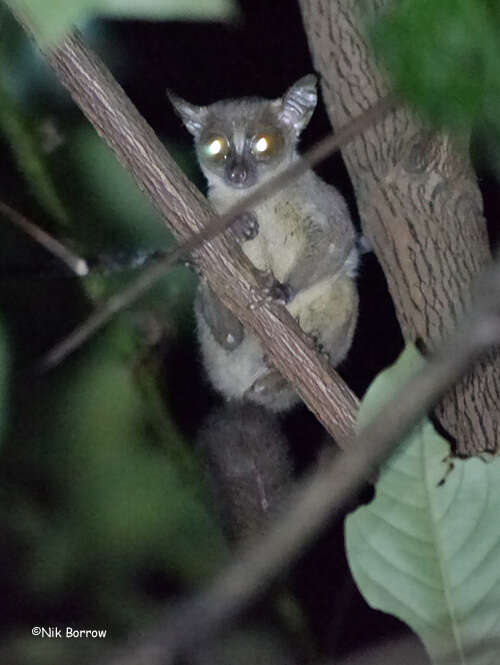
[203,136,229,161]
[251,131,284,159]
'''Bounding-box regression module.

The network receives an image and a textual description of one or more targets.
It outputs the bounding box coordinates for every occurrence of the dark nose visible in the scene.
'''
[227,159,249,185]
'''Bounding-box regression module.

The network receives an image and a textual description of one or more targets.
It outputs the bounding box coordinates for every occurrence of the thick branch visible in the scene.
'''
[96,257,500,665]
[13,25,362,444]
[298,0,500,454]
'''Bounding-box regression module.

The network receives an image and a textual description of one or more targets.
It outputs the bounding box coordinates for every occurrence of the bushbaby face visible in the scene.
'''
[195,102,287,189]
[169,75,317,190]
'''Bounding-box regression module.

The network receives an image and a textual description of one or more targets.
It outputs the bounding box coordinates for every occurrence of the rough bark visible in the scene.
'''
[21,28,361,445]
[298,0,500,454]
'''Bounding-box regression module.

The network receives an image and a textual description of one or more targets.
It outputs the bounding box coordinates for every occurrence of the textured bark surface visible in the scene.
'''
[37,31,360,445]
[299,0,500,454]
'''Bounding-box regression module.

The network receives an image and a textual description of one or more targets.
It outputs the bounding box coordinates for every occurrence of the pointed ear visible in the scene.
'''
[167,90,208,138]
[276,74,317,133]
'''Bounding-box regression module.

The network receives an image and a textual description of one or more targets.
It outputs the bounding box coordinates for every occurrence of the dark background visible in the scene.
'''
[0,0,496,662]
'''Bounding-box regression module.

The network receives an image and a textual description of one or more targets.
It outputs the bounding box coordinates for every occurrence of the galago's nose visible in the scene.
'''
[227,158,249,186]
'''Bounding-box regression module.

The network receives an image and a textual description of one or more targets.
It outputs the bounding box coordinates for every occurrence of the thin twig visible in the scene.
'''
[39,93,394,369]
[0,200,88,276]
[95,259,500,665]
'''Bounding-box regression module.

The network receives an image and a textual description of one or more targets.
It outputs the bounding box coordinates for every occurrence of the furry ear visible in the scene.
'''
[276,74,317,133]
[167,90,208,137]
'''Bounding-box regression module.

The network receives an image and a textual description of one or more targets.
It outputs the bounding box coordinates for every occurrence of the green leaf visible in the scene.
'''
[5,0,89,45]
[69,125,167,248]
[371,0,500,133]
[346,345,500,663]
[7,0,238,45]
[355,343,425,432]
[0,68,69,227]
[95,0,239,21]
[50,325,226,584]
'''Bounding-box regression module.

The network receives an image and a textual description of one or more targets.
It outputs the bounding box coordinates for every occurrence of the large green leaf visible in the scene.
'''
[55,325,227,585]
[93,0,239,21]
[371,0,500,134]
[0,75,70,227]
[19,323,226,599]
[346,345,500,664]
[7,0,238,45]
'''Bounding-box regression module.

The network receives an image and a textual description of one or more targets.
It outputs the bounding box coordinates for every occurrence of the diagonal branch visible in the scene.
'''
[95,256,500,665]
[38,89,394,372]
[9,18,391,445]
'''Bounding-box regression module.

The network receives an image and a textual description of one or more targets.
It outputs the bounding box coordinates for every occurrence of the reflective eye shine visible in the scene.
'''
[203,136,229,161]
[254,136,269,153]
[251,131,284,158]
[208,138,225,156]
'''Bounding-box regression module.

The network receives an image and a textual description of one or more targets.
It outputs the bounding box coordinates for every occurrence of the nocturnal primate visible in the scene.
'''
[170,75,358,412]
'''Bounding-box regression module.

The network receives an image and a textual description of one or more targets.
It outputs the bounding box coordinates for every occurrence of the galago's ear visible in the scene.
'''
[167,90,208,138]
[275,74,317,134]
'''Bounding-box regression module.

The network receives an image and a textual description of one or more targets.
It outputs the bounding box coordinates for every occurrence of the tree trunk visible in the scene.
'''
[298,0,500,455]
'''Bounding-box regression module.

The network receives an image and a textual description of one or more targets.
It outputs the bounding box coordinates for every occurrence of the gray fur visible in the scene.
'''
[170,75,359,411]
[197,403,292,541]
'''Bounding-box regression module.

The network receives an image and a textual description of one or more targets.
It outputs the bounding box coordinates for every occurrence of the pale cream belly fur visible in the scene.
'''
[196,273,357,412]
[197,182,358,411]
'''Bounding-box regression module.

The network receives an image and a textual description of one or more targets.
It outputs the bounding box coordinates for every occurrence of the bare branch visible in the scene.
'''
[95,258,500,665]
[5,21,393,444]
[0,200,88,276]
